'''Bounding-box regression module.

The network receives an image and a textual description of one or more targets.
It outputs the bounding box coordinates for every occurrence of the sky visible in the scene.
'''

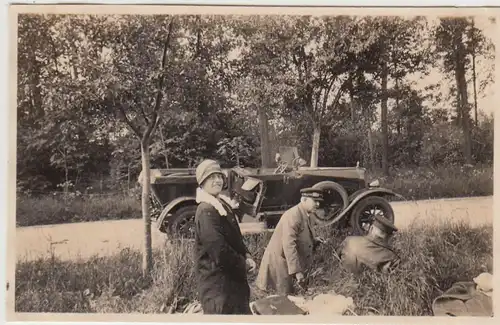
[410,16,496,117]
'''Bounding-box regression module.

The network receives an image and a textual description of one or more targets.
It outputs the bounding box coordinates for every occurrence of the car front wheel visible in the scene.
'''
[349,196,395,236]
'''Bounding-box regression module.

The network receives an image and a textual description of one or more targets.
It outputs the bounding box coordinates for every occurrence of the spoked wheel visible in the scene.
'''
[349,196,394,235]
[315,202,345,223]
[168,206,197,239]
[311,181,349,225]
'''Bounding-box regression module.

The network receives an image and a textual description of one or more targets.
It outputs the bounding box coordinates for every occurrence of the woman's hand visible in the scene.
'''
[295,272,306,288]
[313,236,327,251]
[315,236,327,244]
[245,254,257,274]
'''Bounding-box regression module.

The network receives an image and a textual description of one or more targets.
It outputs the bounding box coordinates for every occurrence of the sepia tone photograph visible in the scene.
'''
[5,4,498,323]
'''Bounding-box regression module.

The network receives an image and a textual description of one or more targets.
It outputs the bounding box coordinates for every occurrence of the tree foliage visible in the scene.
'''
[17,13,494,192]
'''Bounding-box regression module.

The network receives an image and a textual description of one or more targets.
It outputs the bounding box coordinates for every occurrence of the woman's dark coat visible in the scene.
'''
[194,199,252,315]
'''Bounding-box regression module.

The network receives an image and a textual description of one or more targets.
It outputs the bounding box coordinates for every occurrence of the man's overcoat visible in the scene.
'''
[255,204,316,295]
[194,199,251,315]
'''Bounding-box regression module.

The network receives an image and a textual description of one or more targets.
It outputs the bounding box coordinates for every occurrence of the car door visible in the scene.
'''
[280,170,306,209]
[228,171,267,219]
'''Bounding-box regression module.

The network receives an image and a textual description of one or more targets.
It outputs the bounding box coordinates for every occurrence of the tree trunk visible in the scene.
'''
[64,155,69,195]
[57,147,70,195]
[163,154,170,169]
[127,163,131,191]
[415,99,424,166]
[381,60,390,176]
[472,43,478,127]
[70,43,79,81]
[349,90,356,121]
[455,34,473,165]
[458,73,473,165]
[395,76,401,135]
[258,104,272,168]
[471,18,478,127]
[158,124,170,169]
[268,123,278,166]
[310,122,321,168]
[64,159,69,188]
[455,84,462,126]
[368,127,374,169]
[75,170,81,188]
[140,140,153,277]
[28,49,43,119]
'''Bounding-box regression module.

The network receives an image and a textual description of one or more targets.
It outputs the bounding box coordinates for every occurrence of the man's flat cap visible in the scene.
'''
[300,187,324,201]
[372,214,398,234]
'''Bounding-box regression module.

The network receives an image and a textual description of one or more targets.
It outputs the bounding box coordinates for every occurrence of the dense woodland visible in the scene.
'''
[17,14,495,195]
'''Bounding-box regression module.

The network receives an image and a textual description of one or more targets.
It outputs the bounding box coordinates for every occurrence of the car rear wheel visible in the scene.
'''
[311,181,349,225]
[167,205,198,239]
[349,196,394,235]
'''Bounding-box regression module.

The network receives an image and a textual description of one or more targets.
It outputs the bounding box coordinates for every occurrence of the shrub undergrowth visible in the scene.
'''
[16,194,140,227]
[16,166,493,227]
[15,221,492,315]
[369,165,493,201]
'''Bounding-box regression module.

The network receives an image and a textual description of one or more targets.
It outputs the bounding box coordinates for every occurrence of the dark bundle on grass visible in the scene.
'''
[15,221,492,315]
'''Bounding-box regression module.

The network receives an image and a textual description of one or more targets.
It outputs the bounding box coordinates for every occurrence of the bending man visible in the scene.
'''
[255,187,324,295]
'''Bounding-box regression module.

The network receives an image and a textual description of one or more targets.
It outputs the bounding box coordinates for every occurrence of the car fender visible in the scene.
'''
[156,196,197,232]
[316,187,405,228]
[348,187,406,203]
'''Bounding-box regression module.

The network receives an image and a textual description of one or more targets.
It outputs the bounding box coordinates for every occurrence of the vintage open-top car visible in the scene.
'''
[139,147,405,238]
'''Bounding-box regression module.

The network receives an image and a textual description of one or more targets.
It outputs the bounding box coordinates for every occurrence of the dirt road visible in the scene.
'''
[15,196,492,262]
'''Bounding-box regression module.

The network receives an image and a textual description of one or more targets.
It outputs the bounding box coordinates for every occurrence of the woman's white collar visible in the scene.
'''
[196,187,239,217]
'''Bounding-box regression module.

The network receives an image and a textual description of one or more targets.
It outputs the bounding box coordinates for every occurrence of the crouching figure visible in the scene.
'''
[339,214,400,274]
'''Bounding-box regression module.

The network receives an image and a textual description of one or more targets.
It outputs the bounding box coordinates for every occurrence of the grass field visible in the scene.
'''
[16,165,493,227]
[15,220,493,315]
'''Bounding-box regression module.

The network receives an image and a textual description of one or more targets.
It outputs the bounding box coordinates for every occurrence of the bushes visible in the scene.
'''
[16,194,141,227]
[419,117,493,167]
[369,165,493,201]
[15,222,492,315]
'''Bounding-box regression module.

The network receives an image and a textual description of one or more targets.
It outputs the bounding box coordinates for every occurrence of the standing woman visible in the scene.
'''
[194,159,257,315]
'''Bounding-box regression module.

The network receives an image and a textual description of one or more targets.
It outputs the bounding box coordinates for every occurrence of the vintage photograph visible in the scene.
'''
[7,4,496,321]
